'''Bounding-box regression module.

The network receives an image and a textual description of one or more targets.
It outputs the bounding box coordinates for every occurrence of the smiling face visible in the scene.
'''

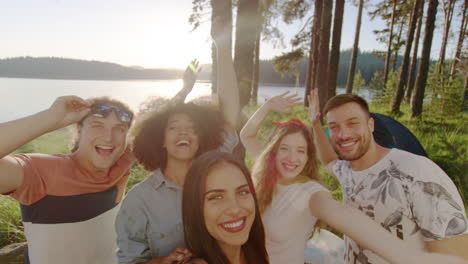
[163,113,200,161]
[326,102,374,161]
[203,162,255,250]
[274,131,309,182]
[75,111,129,172]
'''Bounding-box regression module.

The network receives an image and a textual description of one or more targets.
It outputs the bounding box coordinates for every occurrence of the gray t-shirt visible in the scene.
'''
[115,130,239,264]
[332,149,468,264]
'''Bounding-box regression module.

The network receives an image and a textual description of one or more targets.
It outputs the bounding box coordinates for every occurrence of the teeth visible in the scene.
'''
[176,140,189,146]
[96,145,113,150]
[341,142,355,147]
[283,164,297,169]
[222,219,243,229]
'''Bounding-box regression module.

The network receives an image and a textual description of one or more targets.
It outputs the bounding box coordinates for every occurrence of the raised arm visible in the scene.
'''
[211,17,239,131]
[240,92,301,159]
[308,88,338,177]
[0,96,89,194]
[171,59,202,105]
[309,191,468,264]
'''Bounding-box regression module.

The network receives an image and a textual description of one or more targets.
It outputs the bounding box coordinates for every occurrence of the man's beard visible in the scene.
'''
[333,131,371,161]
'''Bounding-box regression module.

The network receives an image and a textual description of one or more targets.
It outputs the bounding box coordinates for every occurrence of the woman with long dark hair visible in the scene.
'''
[115,19,242,264]
[182,151,269,264]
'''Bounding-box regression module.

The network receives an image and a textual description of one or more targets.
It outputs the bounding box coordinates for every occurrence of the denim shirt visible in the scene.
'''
[115,130,239,264]
[115,169,184,264]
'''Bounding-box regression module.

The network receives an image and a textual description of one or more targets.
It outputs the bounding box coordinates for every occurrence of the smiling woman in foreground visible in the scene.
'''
[182,151,269,264]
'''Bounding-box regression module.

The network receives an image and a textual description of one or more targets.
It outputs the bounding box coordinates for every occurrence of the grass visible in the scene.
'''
[0,103,466,249]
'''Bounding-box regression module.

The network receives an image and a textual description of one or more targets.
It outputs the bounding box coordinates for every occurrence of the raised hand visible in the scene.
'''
[307,88,321,125]
[183,59,202,90]
[47,96,90,129]
[265,91,302,114]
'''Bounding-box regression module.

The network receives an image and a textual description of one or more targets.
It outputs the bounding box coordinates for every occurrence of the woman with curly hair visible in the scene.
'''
[240,90,465,264]
[182,151,269,264]
[115,24,241,264]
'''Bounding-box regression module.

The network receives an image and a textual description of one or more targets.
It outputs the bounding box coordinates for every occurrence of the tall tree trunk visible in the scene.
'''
[346,0,364,93]
[392,15,406,72]
[315,0,333,112]
[383,0,398,86]
[305,0,323,105]
[411,0,439,118]
[234,0,260,109]
[406,0,425,102]
[251,23,261,105]
[450,0,467,78]
[328,0,345,99]
[437,0,456,73]
[392,0,422,114]
[211,0,233,94]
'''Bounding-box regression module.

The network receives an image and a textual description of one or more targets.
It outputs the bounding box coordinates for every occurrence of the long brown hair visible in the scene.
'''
[251,124,320,214]
[182,151,269,264]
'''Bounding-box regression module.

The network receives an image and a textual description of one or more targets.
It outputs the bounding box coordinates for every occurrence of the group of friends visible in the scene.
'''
[1,27,467,264]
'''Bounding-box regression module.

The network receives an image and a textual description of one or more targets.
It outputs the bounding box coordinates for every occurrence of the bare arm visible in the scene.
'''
[309,191,468,264]
[0,96,89,193]
[240,92,302,159]
[425,229,468,260]
[213,37,239,131]
[308,88,338,179]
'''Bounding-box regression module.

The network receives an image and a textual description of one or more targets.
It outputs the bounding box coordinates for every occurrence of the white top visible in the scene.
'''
[263,181,329,264]
[331,148,468,264]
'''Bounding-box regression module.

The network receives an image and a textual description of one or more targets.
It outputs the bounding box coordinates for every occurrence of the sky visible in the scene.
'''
[0,0,462,69]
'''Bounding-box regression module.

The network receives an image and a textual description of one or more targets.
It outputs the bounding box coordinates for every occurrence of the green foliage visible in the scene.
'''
[0,196,25,248]
[373,70,399,107]
[427,63,465,121]
[368,70,385,100]
[126,164,149,193]
[353,70,366,95]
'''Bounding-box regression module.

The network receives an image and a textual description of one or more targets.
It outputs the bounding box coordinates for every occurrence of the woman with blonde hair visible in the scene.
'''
[240,90,467,264]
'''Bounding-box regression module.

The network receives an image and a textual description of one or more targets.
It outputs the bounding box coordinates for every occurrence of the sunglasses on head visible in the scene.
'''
[90,104,133,124]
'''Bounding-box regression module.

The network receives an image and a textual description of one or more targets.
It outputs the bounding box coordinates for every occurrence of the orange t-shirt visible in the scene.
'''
[10,147,135,206]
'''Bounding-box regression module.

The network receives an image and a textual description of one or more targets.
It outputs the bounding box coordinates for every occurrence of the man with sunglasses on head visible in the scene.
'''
[0,95,135,264]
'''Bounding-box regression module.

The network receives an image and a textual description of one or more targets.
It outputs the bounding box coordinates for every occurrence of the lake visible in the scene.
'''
[0,78,371,122]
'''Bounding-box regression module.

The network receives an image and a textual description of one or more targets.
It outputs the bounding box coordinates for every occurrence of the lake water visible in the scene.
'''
[0,78,371,122]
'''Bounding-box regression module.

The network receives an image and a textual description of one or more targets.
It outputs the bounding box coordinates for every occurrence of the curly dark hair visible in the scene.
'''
[132,102,225,171]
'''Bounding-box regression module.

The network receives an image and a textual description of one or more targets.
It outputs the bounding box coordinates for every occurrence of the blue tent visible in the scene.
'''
[325,112,427,157]
[370,112,427,157]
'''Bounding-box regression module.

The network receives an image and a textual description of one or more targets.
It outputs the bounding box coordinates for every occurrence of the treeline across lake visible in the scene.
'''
[0,49,404,85]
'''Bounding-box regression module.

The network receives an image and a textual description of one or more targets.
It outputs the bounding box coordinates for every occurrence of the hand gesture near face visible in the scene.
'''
[157,247,192,264]
[307,88,321,125]
[183,59,202,90]
[47,96,90,129]
[265,91,302,114]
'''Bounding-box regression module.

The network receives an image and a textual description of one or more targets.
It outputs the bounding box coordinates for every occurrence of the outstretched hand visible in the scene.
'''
[265,91,302,114]
[183,59,202,90]
[307,88,321,125]
[47,96,90,129]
